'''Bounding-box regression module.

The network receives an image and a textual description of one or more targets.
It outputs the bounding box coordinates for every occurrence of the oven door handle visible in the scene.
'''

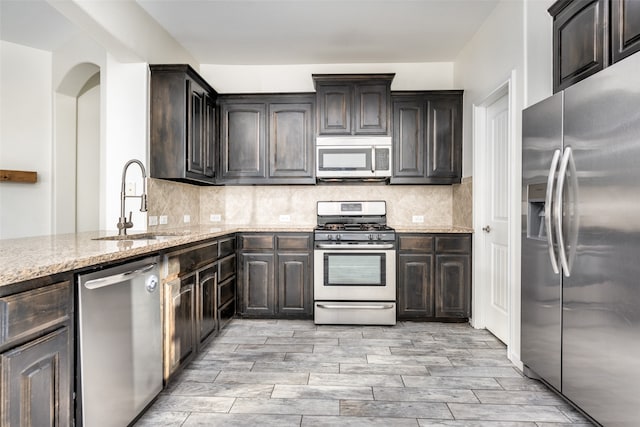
[316,304,395,310]
[315,243,395,250]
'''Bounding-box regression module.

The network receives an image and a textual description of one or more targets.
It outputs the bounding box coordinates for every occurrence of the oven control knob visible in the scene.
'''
[377,234,383,240]
[336,234,341,241]
[327,234,334,240]
[368,234,375,240]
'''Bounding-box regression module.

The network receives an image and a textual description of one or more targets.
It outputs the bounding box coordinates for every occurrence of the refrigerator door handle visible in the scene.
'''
[555,146,573,277]
[545,149,562,274]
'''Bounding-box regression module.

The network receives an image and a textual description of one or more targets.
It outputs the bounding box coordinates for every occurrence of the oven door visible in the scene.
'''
[314,248,396,301]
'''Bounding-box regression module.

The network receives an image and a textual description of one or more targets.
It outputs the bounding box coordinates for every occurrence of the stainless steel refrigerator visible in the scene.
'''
[522,52,640,426]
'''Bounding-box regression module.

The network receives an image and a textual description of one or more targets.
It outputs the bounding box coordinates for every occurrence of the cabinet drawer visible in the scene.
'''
[218,276,236,308]
[239,234,274,250]
[276,234,310,250]
[218,236,236,258]
[435,235,471,253]
[175,241,217,275]
[218,254,236,283]
[0,281,70,347]
[398,235,434,252]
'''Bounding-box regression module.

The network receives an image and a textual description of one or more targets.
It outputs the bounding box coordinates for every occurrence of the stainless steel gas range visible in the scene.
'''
[313,201,396,325]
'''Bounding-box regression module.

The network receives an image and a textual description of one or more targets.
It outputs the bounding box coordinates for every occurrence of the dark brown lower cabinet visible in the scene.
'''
[237,233,312,319]
[240,253,276,316]
[197,263,218,345]
[0,278,73,427]
[435,254,471,318]
[277,253,312,316]
[397,233,471,320]
[1,326,71,427]
[166,275,196,374]
[398,254,434,318]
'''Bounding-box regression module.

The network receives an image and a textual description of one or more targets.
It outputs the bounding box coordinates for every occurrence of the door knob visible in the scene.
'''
[482,225,491,233]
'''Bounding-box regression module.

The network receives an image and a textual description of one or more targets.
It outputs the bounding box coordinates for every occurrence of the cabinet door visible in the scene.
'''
[165,275,196,377]
[611,0,640,63]
[187,81,206,176]
[397,254,434,319]
[1,327,71,427]
[198,265,217,344]
[392,99,426,181]
[239,253,275,316]
[204,93,216,178]
[551,0,607,92]
[435,254,470,318]
[277,253,312,317]
[354,83,389,135]
[426,97,462,182]
[220,102,267,180]
[317,84,352,135]
[269,102,314,180]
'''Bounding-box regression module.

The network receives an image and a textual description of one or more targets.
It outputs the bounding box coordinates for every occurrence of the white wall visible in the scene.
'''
[0,41,53,239]
[453,0,555,366]
[76,82,100,232]
[201,62,455,93]
[102,57,149,232]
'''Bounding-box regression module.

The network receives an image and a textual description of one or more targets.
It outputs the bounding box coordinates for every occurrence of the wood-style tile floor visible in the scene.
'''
[135,319,593,426]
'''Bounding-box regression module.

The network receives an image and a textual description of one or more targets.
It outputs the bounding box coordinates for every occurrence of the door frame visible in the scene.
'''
[472,70,522,367]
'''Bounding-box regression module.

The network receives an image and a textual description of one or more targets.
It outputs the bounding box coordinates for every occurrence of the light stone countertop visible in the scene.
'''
[0,224,471,288]
[0,225,311,288]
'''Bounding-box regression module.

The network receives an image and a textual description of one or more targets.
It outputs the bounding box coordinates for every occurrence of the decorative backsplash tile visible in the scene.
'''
[199,185,454,228]
[452,177,473,228]
[148,177,473,230]
[147,178,200,229]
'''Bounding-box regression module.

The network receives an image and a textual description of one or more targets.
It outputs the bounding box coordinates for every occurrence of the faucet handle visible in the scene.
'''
[128,211,133,223]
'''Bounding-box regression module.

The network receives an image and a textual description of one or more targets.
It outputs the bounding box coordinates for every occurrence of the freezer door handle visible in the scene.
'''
[555,147,576,277]
[545,149,562,274]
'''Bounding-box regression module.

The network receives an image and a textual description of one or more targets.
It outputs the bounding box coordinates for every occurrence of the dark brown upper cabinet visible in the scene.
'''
[550,0,608,93]
[611,0,640,63]
[390,91,463,185]
[150,64,218,185]
[218,94,315,185]
[313,74,394,136]
[550,0,640,92]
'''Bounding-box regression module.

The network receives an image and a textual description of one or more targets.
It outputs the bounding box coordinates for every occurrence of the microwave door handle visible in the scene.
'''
[371,146,375,173]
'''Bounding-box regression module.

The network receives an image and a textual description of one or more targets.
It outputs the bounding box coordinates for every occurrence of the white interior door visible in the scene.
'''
[481,93,510,343]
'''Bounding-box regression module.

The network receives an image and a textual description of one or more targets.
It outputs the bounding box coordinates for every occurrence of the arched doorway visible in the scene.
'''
[54,63,101,234]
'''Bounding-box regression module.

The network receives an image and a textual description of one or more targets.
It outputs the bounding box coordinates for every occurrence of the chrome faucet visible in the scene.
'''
[117,159,148,236]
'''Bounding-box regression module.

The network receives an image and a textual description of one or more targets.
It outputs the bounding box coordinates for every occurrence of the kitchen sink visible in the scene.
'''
[93,232,188,241]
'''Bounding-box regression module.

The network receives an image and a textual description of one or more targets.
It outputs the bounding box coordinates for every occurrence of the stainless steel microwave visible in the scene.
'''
[316,136,392,179]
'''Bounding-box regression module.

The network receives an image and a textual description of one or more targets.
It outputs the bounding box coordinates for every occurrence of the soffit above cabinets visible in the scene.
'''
[136,0,500,65]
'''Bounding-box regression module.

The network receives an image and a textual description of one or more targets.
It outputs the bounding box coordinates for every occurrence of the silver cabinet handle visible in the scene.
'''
[545,149,562,274]
[482,225,491,233]
[316,304,395,310]
[555,147,573,277]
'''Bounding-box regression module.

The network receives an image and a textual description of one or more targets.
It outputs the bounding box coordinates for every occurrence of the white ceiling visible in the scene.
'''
[0,0,500,65]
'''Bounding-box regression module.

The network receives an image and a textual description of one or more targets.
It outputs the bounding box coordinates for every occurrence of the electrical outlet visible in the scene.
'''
[159,215,168,225]
[183,214,190,223]
[279,214,291,223]
[125,182,136,196]
[412,215,425,223]
[210,214,222,222]
[148,216,158,226]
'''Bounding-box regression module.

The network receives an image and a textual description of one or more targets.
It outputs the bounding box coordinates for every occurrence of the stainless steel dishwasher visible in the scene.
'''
[78,256,162,427]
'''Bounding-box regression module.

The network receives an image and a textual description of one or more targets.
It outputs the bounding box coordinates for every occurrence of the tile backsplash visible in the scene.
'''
[199,185,454,228]
[452,177,472,228]
[148,178,472,230]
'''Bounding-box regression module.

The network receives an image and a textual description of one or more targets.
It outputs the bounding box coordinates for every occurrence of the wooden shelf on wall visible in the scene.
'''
[0,169,38,183]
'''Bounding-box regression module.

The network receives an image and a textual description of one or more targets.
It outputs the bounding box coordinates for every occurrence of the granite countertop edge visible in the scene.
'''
[0,224,472,288]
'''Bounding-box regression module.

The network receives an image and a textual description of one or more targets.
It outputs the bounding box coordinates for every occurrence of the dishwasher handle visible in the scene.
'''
[83,262,157,290]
